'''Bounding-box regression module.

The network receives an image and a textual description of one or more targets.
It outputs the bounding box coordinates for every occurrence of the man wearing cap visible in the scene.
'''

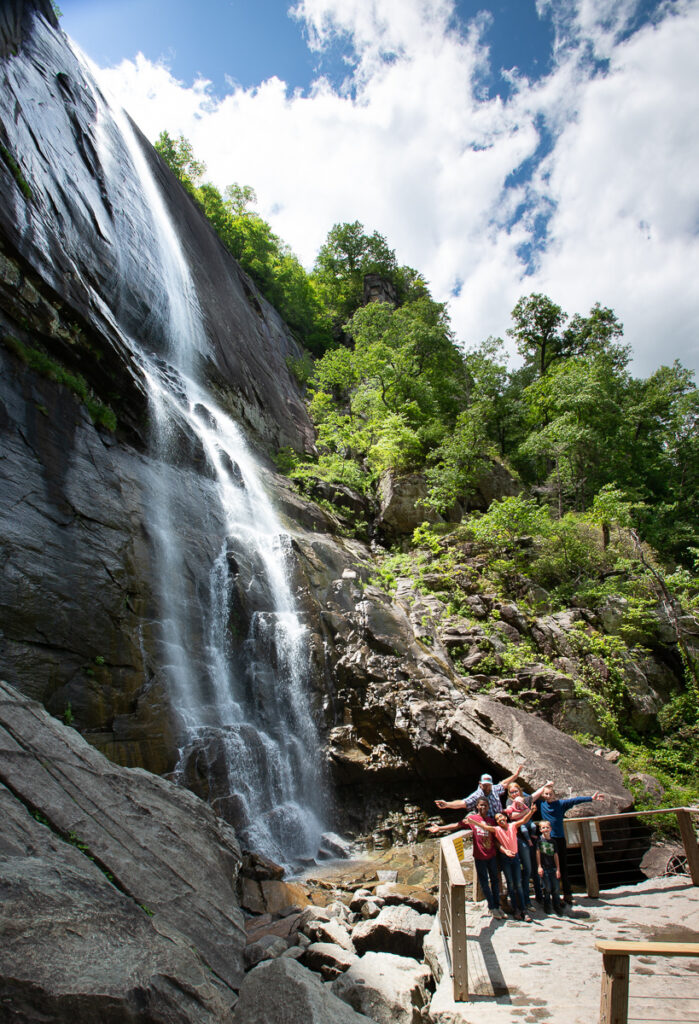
[435,764,525,820]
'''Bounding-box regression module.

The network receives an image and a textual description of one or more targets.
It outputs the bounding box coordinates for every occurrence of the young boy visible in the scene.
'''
[536,820,563,915]
[428,797,505,918]
[536,784,604,903]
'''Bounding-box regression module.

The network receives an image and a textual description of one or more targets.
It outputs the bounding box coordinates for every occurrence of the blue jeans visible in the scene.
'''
[517,837,533,907]
[474,856,500,910]
[500,854,526,913]
[541,866,562,909]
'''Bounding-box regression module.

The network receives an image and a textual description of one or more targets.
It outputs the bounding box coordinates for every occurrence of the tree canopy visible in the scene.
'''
[153,130,698,567]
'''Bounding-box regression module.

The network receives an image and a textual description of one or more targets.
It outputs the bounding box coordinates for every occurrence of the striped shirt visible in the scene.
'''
[463,784,506,819]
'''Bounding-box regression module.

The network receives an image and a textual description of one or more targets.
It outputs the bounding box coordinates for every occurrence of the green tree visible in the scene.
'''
[154,131,206,193]
[507,293,567,377]
[517,352,629,512]
[312,220,399,326]
[586,484,635,549]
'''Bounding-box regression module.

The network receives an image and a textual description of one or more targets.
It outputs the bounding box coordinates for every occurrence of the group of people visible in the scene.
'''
[428,764,604,922]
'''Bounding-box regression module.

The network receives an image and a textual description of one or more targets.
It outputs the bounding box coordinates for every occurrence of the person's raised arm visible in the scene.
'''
[498,763,524,789]
[427,821,462,835]
[465,814,496,833]
[434,798,467,810]
[530,779,554,802]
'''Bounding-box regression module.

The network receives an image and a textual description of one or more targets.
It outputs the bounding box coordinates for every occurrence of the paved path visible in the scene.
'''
[428,877,699,1023]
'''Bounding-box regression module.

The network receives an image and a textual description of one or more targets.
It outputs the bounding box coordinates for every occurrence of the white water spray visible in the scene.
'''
[83,56,326,864]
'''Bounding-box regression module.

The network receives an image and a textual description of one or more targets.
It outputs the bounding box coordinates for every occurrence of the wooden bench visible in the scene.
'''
[596,939,699,1024]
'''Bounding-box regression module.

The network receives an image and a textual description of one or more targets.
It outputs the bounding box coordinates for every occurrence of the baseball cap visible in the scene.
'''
[479,773,493,784]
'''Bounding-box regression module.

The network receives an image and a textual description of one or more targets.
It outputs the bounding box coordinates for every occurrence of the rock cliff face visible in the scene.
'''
[3,0,687,858]
[0,0,315,774]
[0,679,245,1021]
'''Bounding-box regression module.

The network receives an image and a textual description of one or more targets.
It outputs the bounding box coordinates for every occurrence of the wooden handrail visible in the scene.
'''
[567,805,699,824]
[597,940,699,1024]
[597,940,699,957]
[564,806,699,891]
[438,834,468,1002]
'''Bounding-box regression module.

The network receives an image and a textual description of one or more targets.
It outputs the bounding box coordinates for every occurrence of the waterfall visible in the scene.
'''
[80,55,327,866]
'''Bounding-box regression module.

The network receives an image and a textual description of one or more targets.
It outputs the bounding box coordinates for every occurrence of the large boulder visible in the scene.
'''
[0,783,237,1023]
[377,471,445,536]
[0,680,246,1015]
[351,905,434,960]
[234,958,374,1024]
[332,951,433,1024]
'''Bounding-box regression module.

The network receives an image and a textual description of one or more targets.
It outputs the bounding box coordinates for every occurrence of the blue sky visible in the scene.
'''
[61,0,556,98]
[59,0,699,374]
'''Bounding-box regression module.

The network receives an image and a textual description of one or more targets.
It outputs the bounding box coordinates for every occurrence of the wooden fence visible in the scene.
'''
[565,806,699,897]
[596,940,699,1024]
[438,832,468,1001]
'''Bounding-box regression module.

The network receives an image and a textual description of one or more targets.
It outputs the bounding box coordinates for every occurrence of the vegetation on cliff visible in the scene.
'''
[155,132,699,819]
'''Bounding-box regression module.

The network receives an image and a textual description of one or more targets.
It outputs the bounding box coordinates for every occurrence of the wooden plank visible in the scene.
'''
[677,809,699,886]
[596,940,699,957]
[580,820,600,898]
[438,845,449,938]
[599,952,629,1024]
[440,834,467,889]
[450,879,468,1001]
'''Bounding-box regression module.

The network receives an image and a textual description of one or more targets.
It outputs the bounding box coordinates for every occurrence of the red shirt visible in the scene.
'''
[493,821,519,857]
[461,814,497,860]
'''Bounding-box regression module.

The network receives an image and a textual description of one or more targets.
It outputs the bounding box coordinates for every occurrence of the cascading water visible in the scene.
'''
[75,51,327,865]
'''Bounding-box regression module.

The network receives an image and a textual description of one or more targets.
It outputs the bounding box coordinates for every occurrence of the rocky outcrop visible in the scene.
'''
[0,679,246,1019]
[234,959,375,1024]
[376,462,520,537]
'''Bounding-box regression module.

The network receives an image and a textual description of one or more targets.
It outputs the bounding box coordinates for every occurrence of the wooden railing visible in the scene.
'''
[596,940,699,1024]
[438,832,468,1001]
[564,806,699,898]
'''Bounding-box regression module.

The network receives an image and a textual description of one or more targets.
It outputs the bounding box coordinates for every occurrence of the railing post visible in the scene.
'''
[676,810,699,885]
[599,951,629,1024]
[580,819,600,898]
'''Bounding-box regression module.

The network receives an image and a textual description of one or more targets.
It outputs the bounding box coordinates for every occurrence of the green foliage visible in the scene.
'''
[63,702,74,726]
[312,220,401,326]
[0,143,33,200]
[304,295,467,488]
[422,405,497,513]
[286,352,315,386]
[411,522,442,555]
[4,335,117,430]
[154,131,205,193]
[154,132,332,354]
[470,495,552,554]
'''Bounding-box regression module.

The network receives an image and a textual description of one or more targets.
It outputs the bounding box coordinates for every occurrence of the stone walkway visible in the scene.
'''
[427,877,699,1024]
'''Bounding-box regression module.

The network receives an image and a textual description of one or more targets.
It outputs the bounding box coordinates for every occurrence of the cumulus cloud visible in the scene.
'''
[91,0,699,375]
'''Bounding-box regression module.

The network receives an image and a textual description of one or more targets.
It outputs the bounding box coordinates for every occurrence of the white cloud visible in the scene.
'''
[91,0,699,376]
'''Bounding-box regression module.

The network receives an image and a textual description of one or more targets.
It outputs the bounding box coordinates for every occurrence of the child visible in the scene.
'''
[536,820,563,915]
[505,781,548,905]
[466,804,536,921]
[536,784,604,903]
[428,797,505,918]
